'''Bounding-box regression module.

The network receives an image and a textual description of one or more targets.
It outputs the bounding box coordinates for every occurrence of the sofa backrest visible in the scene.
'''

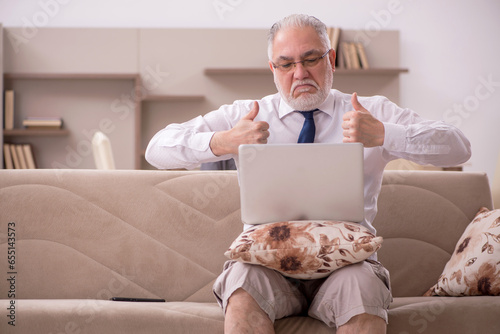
[0,169,243,303]
[374,170,492,297]
[0,169,492,301]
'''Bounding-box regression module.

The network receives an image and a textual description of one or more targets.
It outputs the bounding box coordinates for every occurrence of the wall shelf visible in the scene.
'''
[4,73,139,80]
[204,67,408,76]
[335,68,408,75]
[205,68,271,75]
[4,129,70,137]
[142,95,205,102]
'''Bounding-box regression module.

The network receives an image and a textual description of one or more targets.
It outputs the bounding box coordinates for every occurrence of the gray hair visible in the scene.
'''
[267,14,331,60]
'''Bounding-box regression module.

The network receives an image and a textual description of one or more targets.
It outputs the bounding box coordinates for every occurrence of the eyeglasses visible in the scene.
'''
[272,49,331,73]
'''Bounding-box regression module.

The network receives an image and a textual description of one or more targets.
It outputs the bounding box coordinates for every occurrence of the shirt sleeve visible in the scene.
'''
[379,99,471,167]
[145,104,244,170]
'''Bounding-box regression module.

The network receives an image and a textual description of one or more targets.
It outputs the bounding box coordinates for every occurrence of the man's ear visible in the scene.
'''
[268,61,275,74]
[329,49,336,71]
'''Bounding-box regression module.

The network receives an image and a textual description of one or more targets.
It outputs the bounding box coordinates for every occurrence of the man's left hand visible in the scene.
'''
[342,92,385,147]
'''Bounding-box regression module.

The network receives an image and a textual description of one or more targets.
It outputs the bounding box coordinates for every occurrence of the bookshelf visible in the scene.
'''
[2,27,407,170]
[2,73,139,169]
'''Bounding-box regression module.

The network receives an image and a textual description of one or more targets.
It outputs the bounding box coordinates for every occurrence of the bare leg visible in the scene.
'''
[337,313,386,334]
[224,288,275,334]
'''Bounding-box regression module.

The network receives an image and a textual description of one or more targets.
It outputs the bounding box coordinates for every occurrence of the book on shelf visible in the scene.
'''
[327,27,342,68]
[355,42,370,69]
[23,144,36,169]
[22,117,63,130]
[3,144,14,169]
[3,143,36,169]
[15,145,27,169]
[8,144,20,169]
[341,42,353,69]
[349,42,361,69]
[4,90,14,130]
[340,41,370,70]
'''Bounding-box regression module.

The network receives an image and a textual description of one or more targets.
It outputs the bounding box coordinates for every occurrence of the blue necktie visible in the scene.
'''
[297,109,318,143]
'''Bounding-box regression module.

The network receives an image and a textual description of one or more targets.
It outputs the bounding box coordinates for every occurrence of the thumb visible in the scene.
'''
[241,101,259,121]
[351,92,367,112]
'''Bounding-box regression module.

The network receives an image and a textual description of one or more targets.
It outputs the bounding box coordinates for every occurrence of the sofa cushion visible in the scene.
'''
[0,299,225,334]
[425,207,500,296]
[388,296,500,334]
[0,299,336,334]
[224,221,382,279]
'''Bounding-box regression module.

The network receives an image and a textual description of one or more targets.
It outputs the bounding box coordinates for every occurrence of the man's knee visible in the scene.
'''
[328,261,390,291]
[308,261,391,328]
[227,288,255,307]
[338,313,387,334]
[225,289,275,334]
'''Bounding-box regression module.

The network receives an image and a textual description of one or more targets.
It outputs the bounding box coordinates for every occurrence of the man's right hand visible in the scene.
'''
[210,101,270,156]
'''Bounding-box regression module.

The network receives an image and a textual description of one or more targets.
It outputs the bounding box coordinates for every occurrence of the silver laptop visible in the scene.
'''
[238,143,364,224]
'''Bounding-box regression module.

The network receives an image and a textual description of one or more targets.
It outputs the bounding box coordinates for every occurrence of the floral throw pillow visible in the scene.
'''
[425,207,500,296]
[224,221,383,280]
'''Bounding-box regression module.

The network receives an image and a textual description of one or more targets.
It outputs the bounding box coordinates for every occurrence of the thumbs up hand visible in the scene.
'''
[210,101,270,156]
[240,101,261,122]
[342,92,385,147]
[235,101,270,144]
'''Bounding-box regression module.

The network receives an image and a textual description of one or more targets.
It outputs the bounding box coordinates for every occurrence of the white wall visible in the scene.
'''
[1,0,499,181]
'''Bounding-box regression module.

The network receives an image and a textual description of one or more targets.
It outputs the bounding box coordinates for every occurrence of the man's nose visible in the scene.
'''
[293,62,309,80]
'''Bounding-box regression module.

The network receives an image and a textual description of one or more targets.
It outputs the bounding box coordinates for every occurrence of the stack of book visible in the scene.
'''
[327,27,370,70]
[3,143,36,169]
[341,41,370,69]
[23,117,63,130]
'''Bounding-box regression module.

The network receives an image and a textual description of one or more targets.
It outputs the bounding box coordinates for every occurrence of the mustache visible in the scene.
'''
[290,80,320,94]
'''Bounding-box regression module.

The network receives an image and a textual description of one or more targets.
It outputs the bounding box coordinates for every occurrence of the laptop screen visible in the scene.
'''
[238,143,364,225]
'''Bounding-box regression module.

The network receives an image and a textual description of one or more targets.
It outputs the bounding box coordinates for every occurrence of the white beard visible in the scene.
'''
[275,61,334,111]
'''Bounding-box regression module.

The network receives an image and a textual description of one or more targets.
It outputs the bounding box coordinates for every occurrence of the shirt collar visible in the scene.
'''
[278,90,335,119]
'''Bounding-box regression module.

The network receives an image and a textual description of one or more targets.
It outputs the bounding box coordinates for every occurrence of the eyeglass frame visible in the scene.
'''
[271,49,332,73]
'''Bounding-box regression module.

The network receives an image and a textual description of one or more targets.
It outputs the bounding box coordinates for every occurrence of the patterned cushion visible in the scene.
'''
[224,221,383,279]
[425,207,500,296]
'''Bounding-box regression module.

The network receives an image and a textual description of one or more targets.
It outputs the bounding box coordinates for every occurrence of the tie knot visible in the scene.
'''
[297,109,318,119]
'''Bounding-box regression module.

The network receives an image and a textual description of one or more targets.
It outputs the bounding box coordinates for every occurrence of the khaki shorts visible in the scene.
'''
[213,260,392,328]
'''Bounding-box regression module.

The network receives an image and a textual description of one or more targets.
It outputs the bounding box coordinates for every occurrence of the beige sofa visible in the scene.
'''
[1,169,499,333]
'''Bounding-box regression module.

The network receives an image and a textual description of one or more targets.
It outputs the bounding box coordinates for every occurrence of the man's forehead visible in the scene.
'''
[272,26,324,59]
[275,49,323,61]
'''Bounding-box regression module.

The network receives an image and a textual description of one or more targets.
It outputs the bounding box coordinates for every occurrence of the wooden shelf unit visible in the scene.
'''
[4,129,70,137]
[2,72,140,169]
[2,27,407,170]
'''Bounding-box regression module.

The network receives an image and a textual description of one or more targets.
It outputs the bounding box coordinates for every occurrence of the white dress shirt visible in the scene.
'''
[146,89,471,236]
